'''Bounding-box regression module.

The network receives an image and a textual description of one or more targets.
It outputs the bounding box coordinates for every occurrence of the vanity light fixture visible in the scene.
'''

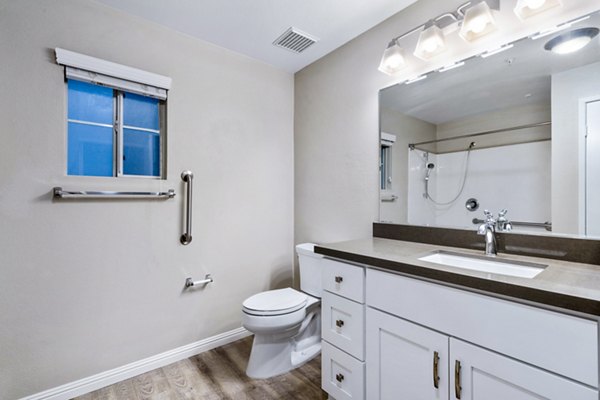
[459,1,499,42]
[378,1,501,76]
[414,23,447,60]
[514,0,562,21]
[378,39,406,75]
[544,27,599,54]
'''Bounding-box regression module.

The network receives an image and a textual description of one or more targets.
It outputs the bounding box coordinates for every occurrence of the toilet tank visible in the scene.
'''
[296,243,323,298]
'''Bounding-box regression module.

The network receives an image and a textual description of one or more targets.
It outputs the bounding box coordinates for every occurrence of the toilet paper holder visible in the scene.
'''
[185,274,213,288]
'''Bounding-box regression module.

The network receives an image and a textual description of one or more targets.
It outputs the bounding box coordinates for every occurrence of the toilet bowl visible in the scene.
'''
[242,243,323,379]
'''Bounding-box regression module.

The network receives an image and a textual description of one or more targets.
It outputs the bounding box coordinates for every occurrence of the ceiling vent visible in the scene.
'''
[273,27,319,53]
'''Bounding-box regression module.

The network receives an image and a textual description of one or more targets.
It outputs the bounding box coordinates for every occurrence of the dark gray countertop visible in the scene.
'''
[315,237,600,317]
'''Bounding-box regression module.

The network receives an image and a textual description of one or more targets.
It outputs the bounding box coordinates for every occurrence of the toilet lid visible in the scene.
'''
[243,288,308,316]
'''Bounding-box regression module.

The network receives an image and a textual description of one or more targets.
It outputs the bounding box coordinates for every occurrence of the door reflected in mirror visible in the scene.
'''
[379,10,600,238]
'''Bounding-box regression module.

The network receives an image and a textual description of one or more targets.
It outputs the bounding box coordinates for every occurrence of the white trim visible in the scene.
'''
[22,327,251,400]
[578,95,600,236]
[56,48,171,90]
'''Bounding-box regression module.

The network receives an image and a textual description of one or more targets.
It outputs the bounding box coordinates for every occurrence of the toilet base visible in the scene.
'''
[246,310,321,379]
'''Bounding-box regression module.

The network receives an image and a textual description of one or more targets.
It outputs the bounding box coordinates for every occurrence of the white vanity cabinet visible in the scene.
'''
[365,268,599,400]
[367,308,597,400]
[366,308,449,400]
[320,256,600,400]
[321,258,366,400]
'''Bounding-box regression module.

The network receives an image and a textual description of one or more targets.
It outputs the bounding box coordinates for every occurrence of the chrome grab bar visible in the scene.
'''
[185,274,213,288]
[472,218,552,231]
[53,187,175,199]
[180,170,193,245]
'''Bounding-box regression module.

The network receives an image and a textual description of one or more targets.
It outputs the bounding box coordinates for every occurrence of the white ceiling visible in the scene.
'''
[93,0,419,73]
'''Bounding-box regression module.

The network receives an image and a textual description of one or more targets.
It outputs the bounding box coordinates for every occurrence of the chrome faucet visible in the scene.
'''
[478,210,497,256]
[496,209,513,232]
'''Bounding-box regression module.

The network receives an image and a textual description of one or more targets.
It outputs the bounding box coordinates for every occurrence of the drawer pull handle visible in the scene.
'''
[335,319,345,328]
[335,373,344,383]
[455,360,462,399]
[433,351,440,389]
[334,276,343,283]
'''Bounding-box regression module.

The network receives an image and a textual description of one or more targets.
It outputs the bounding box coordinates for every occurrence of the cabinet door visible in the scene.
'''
[366,308,449,400]
[450,338,598,400]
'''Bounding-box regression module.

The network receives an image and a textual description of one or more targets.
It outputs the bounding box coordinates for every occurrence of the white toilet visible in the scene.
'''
[242,243,323,379]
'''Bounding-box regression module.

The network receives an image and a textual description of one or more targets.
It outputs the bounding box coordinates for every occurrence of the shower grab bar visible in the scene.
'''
[472,218,552,231]
[185,274,213,288]
[180,170,193,245]
[53,187,175,199]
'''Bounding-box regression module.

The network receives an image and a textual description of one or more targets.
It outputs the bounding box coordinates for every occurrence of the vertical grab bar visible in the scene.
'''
[180,170,193,245]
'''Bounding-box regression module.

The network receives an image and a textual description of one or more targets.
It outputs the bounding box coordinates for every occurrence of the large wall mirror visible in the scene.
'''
[379,9,600,238]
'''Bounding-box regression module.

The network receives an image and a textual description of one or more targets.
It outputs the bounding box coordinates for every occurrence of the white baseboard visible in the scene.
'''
[23,327,251,400]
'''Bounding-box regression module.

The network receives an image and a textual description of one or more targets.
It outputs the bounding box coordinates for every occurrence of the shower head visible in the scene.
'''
[425,162,435,181]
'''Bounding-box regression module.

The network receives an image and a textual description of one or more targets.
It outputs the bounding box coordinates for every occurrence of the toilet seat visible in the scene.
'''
[243,288,308,316]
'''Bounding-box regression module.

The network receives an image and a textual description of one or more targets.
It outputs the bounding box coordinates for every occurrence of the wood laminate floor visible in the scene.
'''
[75,336,326,400]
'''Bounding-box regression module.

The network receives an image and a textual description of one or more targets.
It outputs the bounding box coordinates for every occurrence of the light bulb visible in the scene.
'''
[385,53,404,69]
[552,36,592,54]
[414,24,446,60]
[514,0,562,20]
[459,2,498,42]
[468,16,489,34]
[525,0,546,9]
[423,38,440,53]
[378,41,406,75]
[544,28,599,55]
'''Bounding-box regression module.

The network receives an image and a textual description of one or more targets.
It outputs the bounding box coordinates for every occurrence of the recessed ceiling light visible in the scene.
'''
[544,28,599,55]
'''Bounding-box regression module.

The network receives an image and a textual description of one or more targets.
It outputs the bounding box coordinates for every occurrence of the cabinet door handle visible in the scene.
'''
[433,351,440,389]
[334,276,343,283]
[454,360,462,399]
[335,373,344,383]
[335,319,344,328]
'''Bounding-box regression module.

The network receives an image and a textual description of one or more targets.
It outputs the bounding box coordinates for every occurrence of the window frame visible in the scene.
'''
[56,48,171,180]
[66,80,166,179]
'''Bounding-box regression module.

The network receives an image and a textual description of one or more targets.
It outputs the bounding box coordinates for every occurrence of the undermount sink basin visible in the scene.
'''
[419,251,546,279]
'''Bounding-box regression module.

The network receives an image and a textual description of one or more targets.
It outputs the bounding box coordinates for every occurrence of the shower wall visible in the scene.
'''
[408,141,551,232]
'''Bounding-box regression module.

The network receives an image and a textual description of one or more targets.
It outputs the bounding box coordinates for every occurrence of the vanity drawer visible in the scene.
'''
[322,258,365,303]
[366,269,599,388]
[322,291,365,360]
[322,340,365,400]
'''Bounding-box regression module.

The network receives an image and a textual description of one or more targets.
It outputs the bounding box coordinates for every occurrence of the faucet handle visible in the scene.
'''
[483,210,495,223]
[498,209,508,218]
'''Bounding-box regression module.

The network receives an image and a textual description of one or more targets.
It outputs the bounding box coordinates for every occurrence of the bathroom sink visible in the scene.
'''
[418,251,546,278]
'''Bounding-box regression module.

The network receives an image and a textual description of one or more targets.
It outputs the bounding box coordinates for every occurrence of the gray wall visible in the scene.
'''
[0,1,294,398]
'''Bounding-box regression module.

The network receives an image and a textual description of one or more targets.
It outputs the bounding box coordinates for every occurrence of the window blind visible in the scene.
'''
[56,48,171,100]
